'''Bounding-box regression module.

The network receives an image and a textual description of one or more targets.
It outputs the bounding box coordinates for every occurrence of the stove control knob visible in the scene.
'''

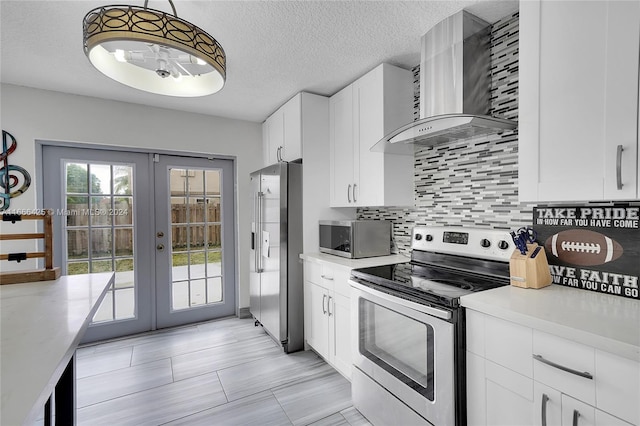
[425,234,434,242]
[498,240,510,250]
[414,233,423,241]
[480,238,491,248]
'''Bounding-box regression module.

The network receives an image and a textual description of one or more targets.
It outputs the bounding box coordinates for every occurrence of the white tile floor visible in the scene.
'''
[69,317,370,426]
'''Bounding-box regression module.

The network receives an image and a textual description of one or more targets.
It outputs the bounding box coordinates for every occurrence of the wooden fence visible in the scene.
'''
[67,203,220,257]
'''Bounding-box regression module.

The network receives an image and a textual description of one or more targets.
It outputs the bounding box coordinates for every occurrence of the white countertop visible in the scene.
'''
[300,252,409,269]
[460,284,640,362]
[0,273,114,425]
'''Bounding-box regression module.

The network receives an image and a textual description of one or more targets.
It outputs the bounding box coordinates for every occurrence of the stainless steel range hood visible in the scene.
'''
[372,10,517,154]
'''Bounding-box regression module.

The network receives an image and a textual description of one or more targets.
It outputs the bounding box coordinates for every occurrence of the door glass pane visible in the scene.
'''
[113,165,133,195]
[114,197,133,225]
[90,164,111,194]
[66,163,88,193]
[66,196,88,226]
[169,168,224,311]
[207,277,222,303]
[63,161,136,323]
[91,196,112,225]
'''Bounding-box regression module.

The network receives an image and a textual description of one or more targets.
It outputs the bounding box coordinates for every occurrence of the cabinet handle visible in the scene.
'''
[572,409,580,426]
[532,354,593,380]
[322,294,327,315]
[328,296,333,316]
[277,146,283,162]
[347,184,352,203]
[353,183,357,203]
[616,144,624,190]
[541,393,549,426]
[320,274,334,281]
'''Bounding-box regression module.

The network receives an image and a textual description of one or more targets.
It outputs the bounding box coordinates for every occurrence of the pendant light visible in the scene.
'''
[83,0,226,97]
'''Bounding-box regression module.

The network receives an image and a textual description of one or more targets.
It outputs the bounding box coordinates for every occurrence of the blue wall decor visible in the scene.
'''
[1,130,32,211]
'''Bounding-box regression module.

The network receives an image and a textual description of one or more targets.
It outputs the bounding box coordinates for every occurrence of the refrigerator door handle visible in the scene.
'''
[255,191,264,273]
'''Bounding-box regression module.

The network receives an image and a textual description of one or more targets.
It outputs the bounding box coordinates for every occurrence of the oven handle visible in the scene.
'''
[350,279,452,320]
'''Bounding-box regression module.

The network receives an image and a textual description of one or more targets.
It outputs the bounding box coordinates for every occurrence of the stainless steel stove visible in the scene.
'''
[349,226,515,426]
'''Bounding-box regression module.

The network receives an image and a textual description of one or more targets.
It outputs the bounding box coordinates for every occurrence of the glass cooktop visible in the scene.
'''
[350,260,510,308]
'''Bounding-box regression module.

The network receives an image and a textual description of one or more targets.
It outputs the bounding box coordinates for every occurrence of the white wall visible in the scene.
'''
[0,83,262,310]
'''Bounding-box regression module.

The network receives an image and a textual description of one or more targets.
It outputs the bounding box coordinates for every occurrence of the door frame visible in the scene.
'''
[35,140,240,334]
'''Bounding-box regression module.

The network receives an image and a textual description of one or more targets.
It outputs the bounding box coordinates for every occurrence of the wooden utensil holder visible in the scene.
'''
[0,210,61,285]
[509,243,552,289]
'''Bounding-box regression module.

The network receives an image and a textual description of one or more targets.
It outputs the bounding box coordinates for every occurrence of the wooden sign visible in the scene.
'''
[533,205,639,300]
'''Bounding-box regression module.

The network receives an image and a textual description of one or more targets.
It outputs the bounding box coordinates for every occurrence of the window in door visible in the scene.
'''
[64,162,135,322]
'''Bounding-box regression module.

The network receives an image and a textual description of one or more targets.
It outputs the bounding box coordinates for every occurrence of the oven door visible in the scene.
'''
[350,280,456,426]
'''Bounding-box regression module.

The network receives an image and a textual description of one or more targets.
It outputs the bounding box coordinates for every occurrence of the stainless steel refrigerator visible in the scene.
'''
[250,162,303,353]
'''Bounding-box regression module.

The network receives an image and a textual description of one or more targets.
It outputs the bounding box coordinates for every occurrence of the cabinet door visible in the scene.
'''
[485,361,534,426]
[266,109,284,165]
[282,94,302,162]
[561,395,595,426]
[533,382,561,426]
[595,350,640,425]
[353,67,384,206]
[519,0,639,202]
[330,291,351,379]
[594,410,634,426]
[304,281,329,358]
[262,119,270,167]
[329,85,355,207]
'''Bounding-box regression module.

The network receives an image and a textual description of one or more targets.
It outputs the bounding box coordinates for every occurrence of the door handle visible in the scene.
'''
[328,296,333,316]
[616,144,624,190]
[541,393,549,426]
[532,354,593,379]
[347,184,352,203]
[322,294,327,315]
[353,183,357,203]
[572,409,580,426]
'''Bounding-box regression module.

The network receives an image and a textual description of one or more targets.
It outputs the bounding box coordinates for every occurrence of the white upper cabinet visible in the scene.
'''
[262,92,314,166]
[329,63,414,207]
[519,0,640,202]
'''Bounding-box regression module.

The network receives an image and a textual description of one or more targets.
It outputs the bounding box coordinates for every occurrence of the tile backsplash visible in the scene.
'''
[358,11,536,255]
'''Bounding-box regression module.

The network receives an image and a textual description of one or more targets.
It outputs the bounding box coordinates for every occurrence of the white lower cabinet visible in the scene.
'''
[303,259,352,380]
[466,309,638,426]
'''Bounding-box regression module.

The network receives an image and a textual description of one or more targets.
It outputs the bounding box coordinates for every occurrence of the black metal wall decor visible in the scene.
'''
[1,130,32,211]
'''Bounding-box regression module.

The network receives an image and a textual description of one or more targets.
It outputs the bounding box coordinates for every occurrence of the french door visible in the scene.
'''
[42,145,236,342]
[153,154,235,328]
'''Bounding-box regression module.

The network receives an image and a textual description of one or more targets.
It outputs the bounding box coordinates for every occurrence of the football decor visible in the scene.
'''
[533,205,639,300]
[1,130,32,212]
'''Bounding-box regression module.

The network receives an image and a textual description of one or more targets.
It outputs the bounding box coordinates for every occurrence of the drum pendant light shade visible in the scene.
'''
[83,1,226,97]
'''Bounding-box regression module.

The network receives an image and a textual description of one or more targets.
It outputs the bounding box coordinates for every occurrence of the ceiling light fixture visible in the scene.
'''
[83,0,226,97]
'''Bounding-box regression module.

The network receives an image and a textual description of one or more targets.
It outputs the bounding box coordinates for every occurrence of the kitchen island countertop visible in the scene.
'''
[0,272,114,425]
[460,284,640,361]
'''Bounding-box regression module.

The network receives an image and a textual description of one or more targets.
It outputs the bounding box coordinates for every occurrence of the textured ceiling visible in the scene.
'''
[0,0,518,123]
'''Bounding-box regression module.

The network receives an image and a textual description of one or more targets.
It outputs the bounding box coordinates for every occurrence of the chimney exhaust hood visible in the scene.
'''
[372,10,517,154]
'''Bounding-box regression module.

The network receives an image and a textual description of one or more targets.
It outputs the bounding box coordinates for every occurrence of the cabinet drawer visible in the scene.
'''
[485,314,533,377]
[595,350,640,425]
[330,267,351,297]
[304,261,322,285]
[533,331,595,405]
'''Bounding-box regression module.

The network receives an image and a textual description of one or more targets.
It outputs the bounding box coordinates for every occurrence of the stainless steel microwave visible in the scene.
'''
[319,220,392,258]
